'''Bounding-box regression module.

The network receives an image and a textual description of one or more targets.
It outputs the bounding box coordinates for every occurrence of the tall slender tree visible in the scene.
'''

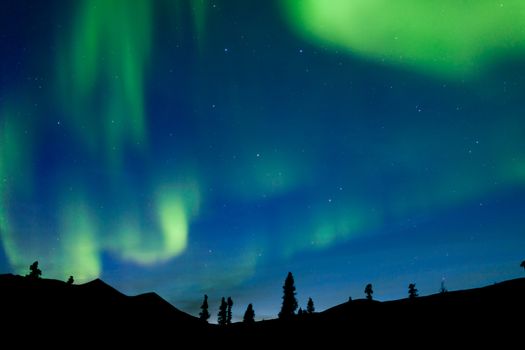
[218,297,227,326]
[278,272,298,319]
[364,283,373,300]
[440,280,447,294]
[243,303,255,324]
[199,294,210,322]
[306,297,315,314]
[520,260,525,271]
[226,297,233,325]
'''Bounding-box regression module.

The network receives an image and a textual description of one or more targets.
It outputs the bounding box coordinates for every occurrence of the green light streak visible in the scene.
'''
[282,0,525,78]
[157,193,188,259]
[58,0,152,161]
[312,214,367,249]
[283,203,378,258]
[192,0,207,49]
[108,182,200,265]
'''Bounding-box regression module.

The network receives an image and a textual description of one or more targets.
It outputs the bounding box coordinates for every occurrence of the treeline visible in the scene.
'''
[21,259,525,324]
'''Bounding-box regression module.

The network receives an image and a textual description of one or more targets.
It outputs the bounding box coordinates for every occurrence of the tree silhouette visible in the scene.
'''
[217,297,227,326]
[521,260,525,271]
[297,307,303,316]
[67,276,74,285]
[27,261,42,279]
[199,294,210,322]
[278,272,298,319]
[226,297,233,325]
[243,303,255,324]
[364,283,373,300]
[306,297,315,314]
[408,283,418,299]
[440,280,447,294]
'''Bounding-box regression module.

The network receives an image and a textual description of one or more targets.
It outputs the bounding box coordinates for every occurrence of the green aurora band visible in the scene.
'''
[57,0,152,161]
[282,0,525,78]
[1,1,207,281]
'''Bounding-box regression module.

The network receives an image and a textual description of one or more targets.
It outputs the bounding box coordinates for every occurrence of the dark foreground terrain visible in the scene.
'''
[1,274,523,346]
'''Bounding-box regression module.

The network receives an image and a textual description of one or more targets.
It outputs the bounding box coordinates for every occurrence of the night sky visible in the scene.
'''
[1,1,525,321]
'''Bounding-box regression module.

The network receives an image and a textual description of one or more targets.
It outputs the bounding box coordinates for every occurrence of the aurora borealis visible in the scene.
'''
[1,1,525,321]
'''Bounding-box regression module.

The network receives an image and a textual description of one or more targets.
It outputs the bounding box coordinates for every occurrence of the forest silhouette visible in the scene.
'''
[0,260,523,347]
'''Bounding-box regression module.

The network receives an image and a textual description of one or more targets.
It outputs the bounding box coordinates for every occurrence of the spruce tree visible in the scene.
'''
[199,294,210,322]
[278,272,298,319]
[243,303,255,323]
[408,283,418,299]
[217,297,227,326]
[226,297,233,325]
[440,280,447,294]
[364,283,373,300]
[306,297,315,314]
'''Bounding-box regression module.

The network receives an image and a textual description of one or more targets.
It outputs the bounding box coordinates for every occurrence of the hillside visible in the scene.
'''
[0,274,210,345]
[1,274,523,346]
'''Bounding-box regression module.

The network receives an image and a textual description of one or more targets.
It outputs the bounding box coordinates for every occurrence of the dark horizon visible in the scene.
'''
[3,260,525,323]
[1,269,524,327]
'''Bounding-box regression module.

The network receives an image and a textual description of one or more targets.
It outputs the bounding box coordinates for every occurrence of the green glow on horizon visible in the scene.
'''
[0,107,33,271]
[58,0,152,161]
[282,0,525,78]
[60,198,101,282]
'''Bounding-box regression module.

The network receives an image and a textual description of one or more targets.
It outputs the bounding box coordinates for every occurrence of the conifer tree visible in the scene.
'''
[226,297,233,325]
[440,280,447,294]
[306,297,315,314]
[243,303,255,323]
[199,294,210,322]
[364,283,373,300]
[278,272,298,319]
[408,283,418,299]
[27,261,42,279]
[218,297,227,326]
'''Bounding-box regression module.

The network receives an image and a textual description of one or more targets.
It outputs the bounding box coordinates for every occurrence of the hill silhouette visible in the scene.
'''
[0,274,211,346]
[1,273,523,346]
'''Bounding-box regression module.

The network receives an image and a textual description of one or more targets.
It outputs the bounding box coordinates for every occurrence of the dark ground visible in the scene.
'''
[1,273,523,347]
